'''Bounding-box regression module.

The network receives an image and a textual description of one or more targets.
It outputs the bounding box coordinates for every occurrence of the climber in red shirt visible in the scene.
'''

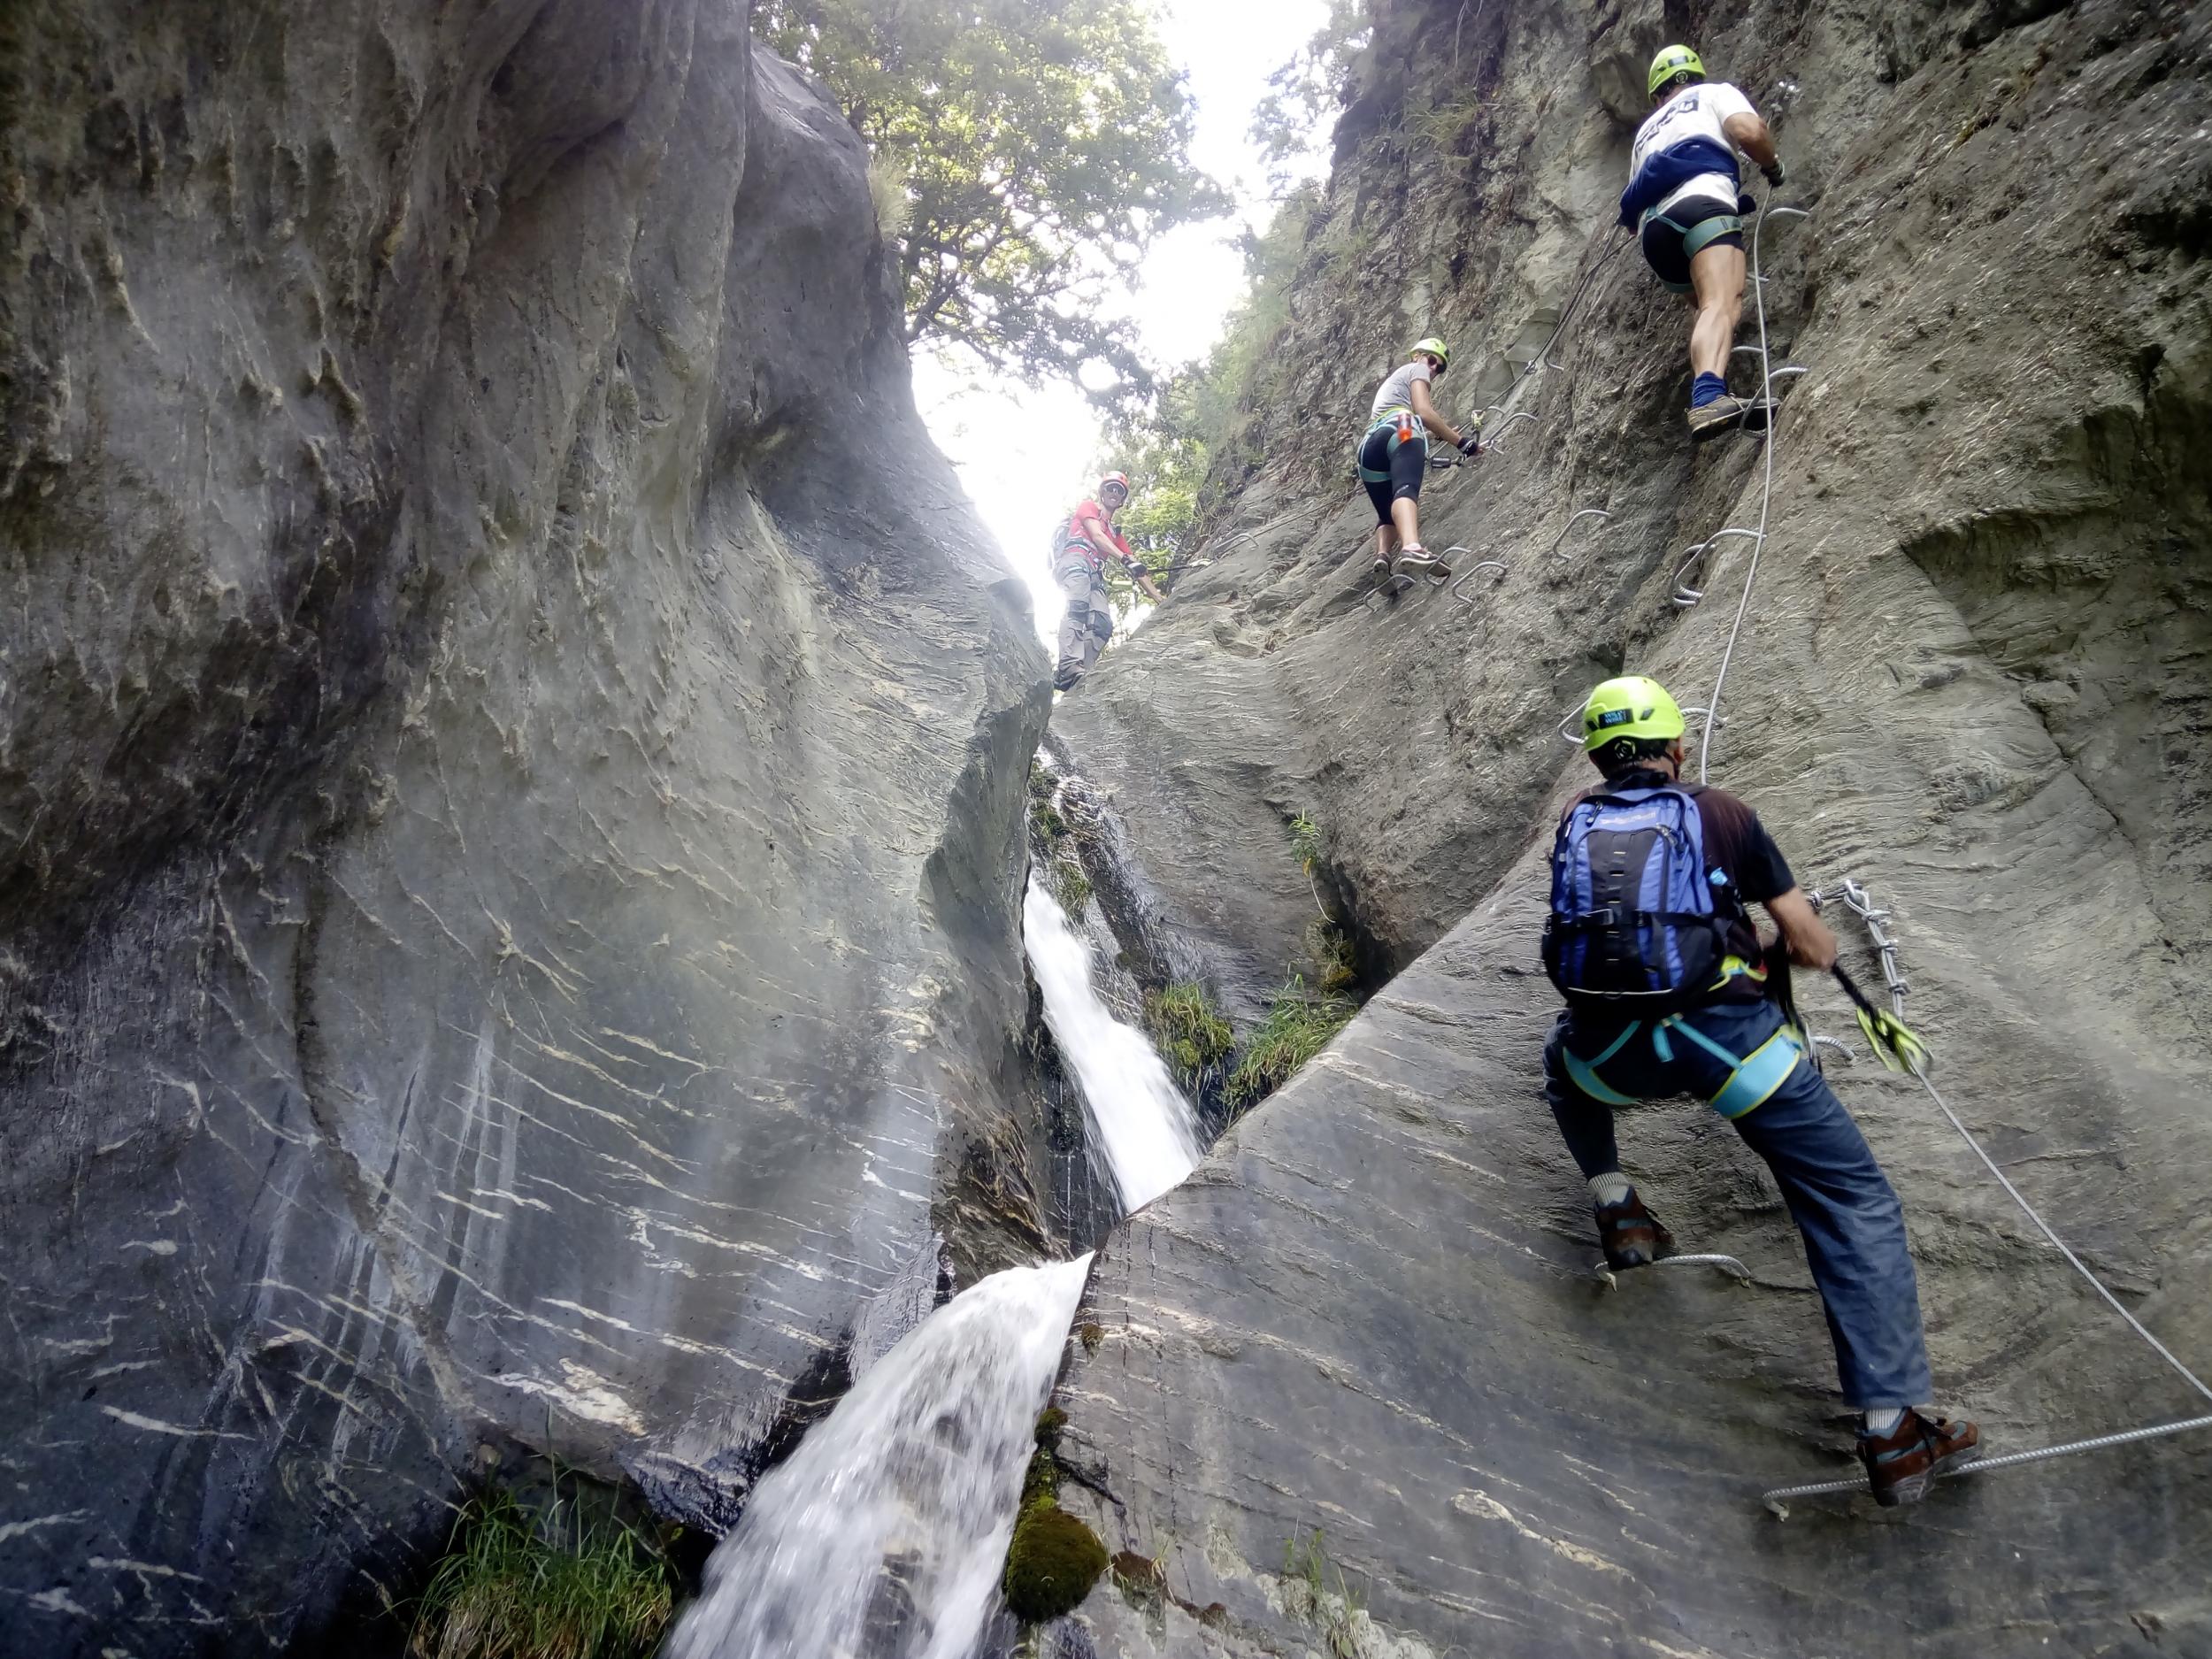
[1050,472,1163,692]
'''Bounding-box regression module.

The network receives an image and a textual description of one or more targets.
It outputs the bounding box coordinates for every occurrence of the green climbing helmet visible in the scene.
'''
[1647,43,1706,98]
[1409,336,1450,372]
[1582,675,1686,750]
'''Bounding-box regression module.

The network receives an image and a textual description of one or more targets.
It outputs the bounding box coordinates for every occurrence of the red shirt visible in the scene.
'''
[1064,499,1133,567]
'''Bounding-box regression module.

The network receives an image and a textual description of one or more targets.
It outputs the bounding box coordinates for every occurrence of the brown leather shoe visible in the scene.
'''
[1859,1409,1982,1506]
[1594,1190,1678,1271]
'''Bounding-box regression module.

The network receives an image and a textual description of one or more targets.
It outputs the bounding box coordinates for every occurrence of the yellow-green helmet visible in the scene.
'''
[1582,675,1686,750]
[1647,43,1706,98]
[1409,336,1450,371]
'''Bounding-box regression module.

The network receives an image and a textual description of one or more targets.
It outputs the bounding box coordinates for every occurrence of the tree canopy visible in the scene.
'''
[1248,0,1368,195]
[757,0,1229,405]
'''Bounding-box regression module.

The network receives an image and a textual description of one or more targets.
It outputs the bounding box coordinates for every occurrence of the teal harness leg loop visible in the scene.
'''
[1638,207,1745,293]
[1564,1021,1642,1107]
[1563,1012,1803,1118]
[1682,213,1744,258]
[1708,1025,1807,1120]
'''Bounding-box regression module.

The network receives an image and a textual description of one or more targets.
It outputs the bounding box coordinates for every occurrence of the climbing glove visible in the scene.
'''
[1458,433,1484,457]
[1831,965,1932,1075]
[1762,157,1787,188]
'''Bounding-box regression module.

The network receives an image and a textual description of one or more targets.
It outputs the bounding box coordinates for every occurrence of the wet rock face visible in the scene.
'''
[1048,0,2212,1652]
[0,4,1046,1653]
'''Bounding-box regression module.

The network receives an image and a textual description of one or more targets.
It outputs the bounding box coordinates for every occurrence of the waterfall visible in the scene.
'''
[663,872,1202,1658]
[664,1256,1090,1659]
[1021,873,1202,1212]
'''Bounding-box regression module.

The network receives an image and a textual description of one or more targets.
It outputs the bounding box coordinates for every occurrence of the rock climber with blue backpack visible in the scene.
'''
[1358,337,1483,581]
[1622,45,1786,441]
[1540,676,1981,1505]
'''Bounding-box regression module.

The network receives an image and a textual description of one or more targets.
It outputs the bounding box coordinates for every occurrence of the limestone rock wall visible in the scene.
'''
[0,4,1048,1653]
[1046,0,2212,1652]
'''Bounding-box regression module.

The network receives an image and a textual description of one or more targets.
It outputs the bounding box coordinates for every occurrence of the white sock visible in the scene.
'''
[1863,1407,1906,1435]
[1589,1172,1632,1206]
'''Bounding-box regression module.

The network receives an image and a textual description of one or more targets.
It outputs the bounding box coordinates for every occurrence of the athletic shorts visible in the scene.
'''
[1640,193,1745,291]
[1357,422,1426,525]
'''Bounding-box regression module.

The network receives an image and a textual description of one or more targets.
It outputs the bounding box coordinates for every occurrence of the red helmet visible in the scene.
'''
[1098,471,1132,499]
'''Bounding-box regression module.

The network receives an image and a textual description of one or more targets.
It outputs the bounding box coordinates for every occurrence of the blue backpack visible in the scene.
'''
[1542,784,1744,1010]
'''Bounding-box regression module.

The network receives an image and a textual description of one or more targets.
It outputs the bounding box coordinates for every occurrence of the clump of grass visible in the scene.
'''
[1280,1526,1366,1658]
[1227,978,1354,1106]
[1306,920,1358,995]
[1406,92,1485,153]
[1141,981,1233,1077]
[1050,856,1093,918]
[1287,810,1333,920]
[408,1487,673,1659]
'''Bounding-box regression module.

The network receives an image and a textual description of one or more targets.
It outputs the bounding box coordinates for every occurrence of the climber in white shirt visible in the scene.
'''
[1618,45,1786,441]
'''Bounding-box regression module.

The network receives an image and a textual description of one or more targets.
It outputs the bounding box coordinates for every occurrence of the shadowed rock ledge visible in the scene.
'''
[0,4,1048,1651]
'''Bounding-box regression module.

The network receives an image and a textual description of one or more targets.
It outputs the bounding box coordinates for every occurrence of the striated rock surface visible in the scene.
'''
[0,4,1048,1652]
[1048,0,2212,1652]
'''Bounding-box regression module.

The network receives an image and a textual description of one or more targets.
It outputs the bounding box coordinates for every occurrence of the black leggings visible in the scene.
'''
[1358,423,1426,525]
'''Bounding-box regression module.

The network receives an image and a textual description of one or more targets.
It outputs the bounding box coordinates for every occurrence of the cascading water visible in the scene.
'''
[664,875,1202,1658]
[1021,873,1202,1212]
[664,1256,1091,1659]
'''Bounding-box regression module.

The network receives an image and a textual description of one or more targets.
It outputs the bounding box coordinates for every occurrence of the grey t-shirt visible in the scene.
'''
[1370,358,1433,420]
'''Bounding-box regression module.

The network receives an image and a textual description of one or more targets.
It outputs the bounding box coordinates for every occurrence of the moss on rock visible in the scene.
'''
[1003,1502,1109,1624]
[1003,1407,1106,1624]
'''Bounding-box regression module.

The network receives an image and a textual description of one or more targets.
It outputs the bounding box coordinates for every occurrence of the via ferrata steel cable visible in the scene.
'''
[1695,201,1807,783]
[1761,880,2212,1514]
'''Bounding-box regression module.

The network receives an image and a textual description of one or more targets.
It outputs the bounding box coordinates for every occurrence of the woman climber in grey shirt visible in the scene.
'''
[1357,337,1481,580]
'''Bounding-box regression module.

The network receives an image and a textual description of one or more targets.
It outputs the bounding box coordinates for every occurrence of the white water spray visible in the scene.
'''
[664,1256,1090,1659]
[665,866,1202,1658]
[1021,873,1202,1211]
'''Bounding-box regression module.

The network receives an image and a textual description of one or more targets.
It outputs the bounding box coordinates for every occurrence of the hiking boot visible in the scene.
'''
[1594,1189,1678,1271]
[1686,395,1773,442]
[1859,1410,1981,1507]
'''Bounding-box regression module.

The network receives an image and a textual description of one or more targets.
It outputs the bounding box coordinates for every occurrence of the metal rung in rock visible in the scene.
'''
[1593,1252,1752,1291]
[1673,527,1765,607]
[1548,508,1613,562]
[1448,557,1508,608]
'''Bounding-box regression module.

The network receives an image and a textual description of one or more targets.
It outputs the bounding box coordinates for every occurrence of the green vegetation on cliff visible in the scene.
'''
[1141,982,1235,1079]
[1228,978,1355,1105]
[407,1488,674,1659]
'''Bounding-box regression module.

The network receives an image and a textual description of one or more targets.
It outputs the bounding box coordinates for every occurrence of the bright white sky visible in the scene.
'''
[912,0,1330,647]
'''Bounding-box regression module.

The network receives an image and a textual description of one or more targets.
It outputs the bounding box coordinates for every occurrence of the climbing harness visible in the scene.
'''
[1639,205,1745,294]
[1757,879,2212,1515]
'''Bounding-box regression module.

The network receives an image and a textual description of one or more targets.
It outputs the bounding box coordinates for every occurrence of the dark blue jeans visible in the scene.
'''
[1543,997,1933,1409]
